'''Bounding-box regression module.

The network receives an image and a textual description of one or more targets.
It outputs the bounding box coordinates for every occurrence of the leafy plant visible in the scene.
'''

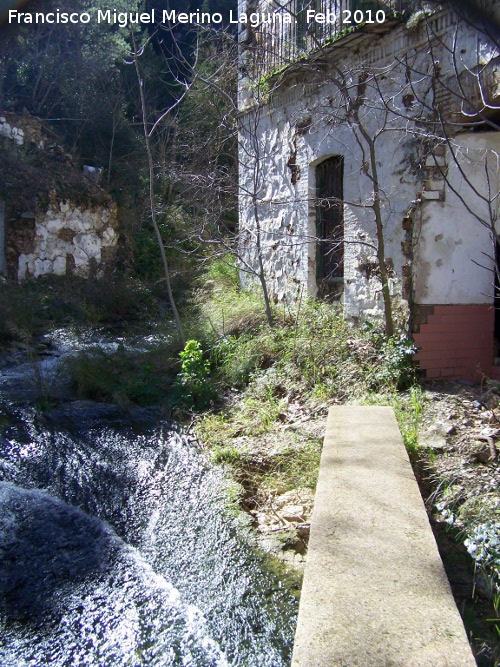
[177,339,212,408]
[465,522,500,573]
[362,322,418,390]
[465,521,500,641]
[179,340,210,383]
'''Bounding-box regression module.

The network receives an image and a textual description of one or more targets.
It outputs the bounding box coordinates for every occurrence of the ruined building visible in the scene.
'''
[0,113,118,281]
[237,0,500,381]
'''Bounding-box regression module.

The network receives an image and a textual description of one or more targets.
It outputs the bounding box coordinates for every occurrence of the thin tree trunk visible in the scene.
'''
[132,34,186,346]
[253,198,274,327]
[358,127,395,337]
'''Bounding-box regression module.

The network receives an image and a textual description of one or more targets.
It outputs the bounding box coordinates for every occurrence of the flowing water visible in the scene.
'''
[0,338,298,666]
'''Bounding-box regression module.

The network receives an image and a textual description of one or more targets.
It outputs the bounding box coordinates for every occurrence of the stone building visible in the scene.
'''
[0,113,118,281]
[238,0,500,381]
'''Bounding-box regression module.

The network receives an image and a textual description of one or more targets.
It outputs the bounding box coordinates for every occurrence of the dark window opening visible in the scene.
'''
[316,156,344,297]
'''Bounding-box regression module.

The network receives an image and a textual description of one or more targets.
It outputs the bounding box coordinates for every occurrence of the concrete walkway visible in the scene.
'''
[291,406,476,667]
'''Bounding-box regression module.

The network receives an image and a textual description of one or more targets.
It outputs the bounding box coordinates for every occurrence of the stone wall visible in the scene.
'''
[10,200,118,280]
[238,5,499,331]
[239,94,415,323]
[238,26,428,322]
[0,111,119,281]
[0,112,45,147]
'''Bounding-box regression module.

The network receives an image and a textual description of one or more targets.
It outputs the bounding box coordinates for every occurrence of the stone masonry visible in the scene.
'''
[15,200,118,280]
[238,1,500,380]
[0,113,118,280]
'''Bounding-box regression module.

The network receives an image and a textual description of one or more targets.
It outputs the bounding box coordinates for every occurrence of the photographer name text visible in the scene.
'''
[8,8,388,28]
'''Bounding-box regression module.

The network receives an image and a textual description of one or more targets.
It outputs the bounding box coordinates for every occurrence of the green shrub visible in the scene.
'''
[179,340,210,382]
[177,339,213,409]
[362,323,418,391]
[211,331,278,388]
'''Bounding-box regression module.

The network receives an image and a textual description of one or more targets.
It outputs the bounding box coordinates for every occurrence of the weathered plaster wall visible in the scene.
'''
[14,201,118,280]
[240,102,414,321]
[410,134,500,380]
[238,26,428,322]
[414,133,500,306]
[238,6,499,329]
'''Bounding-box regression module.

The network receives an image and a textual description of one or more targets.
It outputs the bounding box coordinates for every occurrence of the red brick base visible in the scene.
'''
[413,304,494,382]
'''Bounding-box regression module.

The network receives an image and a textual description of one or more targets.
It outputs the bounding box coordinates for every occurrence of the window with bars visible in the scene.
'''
[316,156,344,282]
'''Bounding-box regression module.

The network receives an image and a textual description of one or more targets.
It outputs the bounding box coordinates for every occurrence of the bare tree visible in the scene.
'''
[129,29,187,345]
[235,0,500,338]
[315,63,399,335]
[237,6,409,336]
[155,25,280,327]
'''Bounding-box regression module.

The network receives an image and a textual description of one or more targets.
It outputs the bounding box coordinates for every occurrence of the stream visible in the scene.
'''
[0,332,298,666]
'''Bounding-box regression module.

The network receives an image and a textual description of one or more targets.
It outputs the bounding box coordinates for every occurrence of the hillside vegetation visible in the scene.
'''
[1,257,500,663]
